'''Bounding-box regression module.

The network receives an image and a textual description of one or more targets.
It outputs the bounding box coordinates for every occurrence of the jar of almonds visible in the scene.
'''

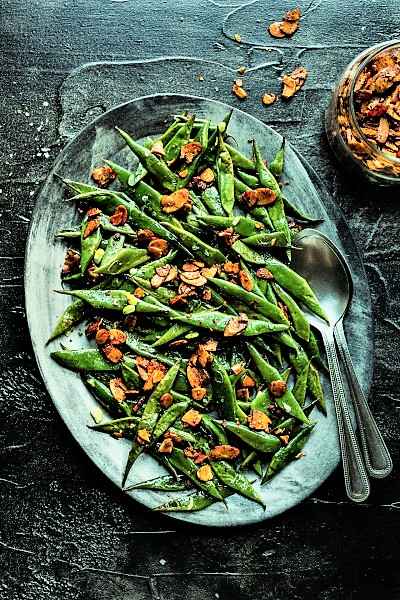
[326,40,400,185]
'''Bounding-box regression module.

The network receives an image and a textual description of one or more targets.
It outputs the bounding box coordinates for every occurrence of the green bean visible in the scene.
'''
[161,219,225,265]
[164,115,194,162]
[263,257,328,322]
[208,277,288,324]
[307,361,326,412]
[225,143,255,171]
[242,231,287,248]
[263,423,315,483]
[247,343,309,424]
[223,421,281,453]
[125,474,187,492]
[212,356,246,422]
[217,134,235,215]
[122,360,181,486]
[201,186,225,216]
[153,400,191,439]
[292,362,310,407]
[269,138,285,177]
[116,127,178,191]
[166,448,223,500]
[211,460,265,508]
[80,215,102,274]
[272,282,310,342]
[51,348,120,372]
[89,415,139,435]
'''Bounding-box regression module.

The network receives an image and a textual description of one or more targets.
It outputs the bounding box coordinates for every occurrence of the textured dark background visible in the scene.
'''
[1,1,400,598]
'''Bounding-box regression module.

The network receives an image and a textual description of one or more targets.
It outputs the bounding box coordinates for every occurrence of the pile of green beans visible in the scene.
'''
[50,111,327,513]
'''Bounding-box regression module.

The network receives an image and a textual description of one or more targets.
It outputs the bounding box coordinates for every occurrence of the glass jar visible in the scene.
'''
[325,40,400,185]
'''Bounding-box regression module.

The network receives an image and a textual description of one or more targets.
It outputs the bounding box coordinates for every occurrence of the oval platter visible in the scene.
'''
[25,94,374,526]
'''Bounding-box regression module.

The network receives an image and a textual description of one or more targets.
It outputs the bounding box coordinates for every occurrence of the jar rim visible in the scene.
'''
[348,39,400,170]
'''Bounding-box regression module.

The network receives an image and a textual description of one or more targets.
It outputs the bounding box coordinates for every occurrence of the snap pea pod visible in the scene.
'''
[247,343,309,424]
[223,421,281,453]
[217,134,235,215]
[152,323,193,347]
[105,158,147,189]
[263,423,315,483]
[55,227,81,239]
[196,215,265,237]
[282,195,324,224]
[160,119,183,144]
[269,138,285,177]
[130,250,177,279]
[85,377,133,417]
[201,414,229,445]
[161,219,225,265]
[301,328,327,372]
[241,231,287,248]
[307,361,326,412]
[166,424,200,445]
[211,460,265,508]
[89,415,139,435]
[236,169,259,188]
[171,309,289,336]
[153,490,227,512]
[292,362,310,407]
[59,177,98,195]
[132,180,164,218]
[252,460,263,477]
[51,348,120,372]
[233,176,274,231]
[69,189,183,250]
[208,277,288,324]
[177,120,210,189]
[272,282,310,342]
[125,474,187,492]
[264,282,277,305]
[48,299,86,342]
[231,240,266,265]
[252,140,290,252]
[251,388,270,412]
[121,359,141,389]
[225,143,255,171]
[238,260,264,298]
[281,367,292,383]
[95,247,149,275]
[274,399,318,433]
[101,233,125,266]
[122,360,181,486]
[211,356,246,422]
[263,257,328,322]
[166,448,224,500]
[80,215,102,274]
[56,289,131,312]
[100,216,136,237]
[164,115,194,162]
[152,400,191,439]
[201,186,225,216]
[116,127,178,191]
[288,345,310,374]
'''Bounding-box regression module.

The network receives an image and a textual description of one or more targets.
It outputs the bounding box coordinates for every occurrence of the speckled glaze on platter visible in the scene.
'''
[25,94,373,527]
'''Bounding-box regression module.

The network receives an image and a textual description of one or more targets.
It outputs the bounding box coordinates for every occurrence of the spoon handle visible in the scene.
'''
[334,320,393,479]
[321,326,370,502]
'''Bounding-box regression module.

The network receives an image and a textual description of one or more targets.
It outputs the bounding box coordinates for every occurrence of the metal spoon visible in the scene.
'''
[296,229,392,479]
[291,229,370,502]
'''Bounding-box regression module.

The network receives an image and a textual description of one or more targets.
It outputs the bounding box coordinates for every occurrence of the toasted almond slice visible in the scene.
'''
[196,464,213,481]
[150,140,165,156]
[102,344,123,364]
[159,438,173,453]
[83,219,100,239]
[202,288,212,301]
[232,83,248,99]
[150,273,166,289]
[91,165,116,188]
[187,363,207,388]
[269,379,287,397]
[248,409,272,431]
[199,167,215,183]
[110,204,128,226]
[95,328,110,345]
[148,238,169,258]
[280,435,290,445]
[239,269,253,291]
[197,344,212,368]
[156,265,171,277]
[376,116,390,144]
[109,328,127,345]
[209,445,240,460]
[192,387,207,401]
[268,22,286,38]
[224,313,248,337]
[164,265,178,282]
[137,428,151,445]
[182,262,200,272]
[231,362,245,375]
[237,387,250,400]
[223,261,240,274]
[160,392,173,408]
[279,20,299,35]
[182,409,202,427]
[242,375,256,388]
[284,7,301,21]
[161,189,192,213]
[262,93,277,106]
[180,272,207,286]
[181,142,203,163]
[201,265,218,278]
[281,75,297,99]
[109,378,127,403]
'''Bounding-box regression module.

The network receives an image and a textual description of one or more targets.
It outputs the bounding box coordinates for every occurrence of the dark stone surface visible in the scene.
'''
[0,0,399,598]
